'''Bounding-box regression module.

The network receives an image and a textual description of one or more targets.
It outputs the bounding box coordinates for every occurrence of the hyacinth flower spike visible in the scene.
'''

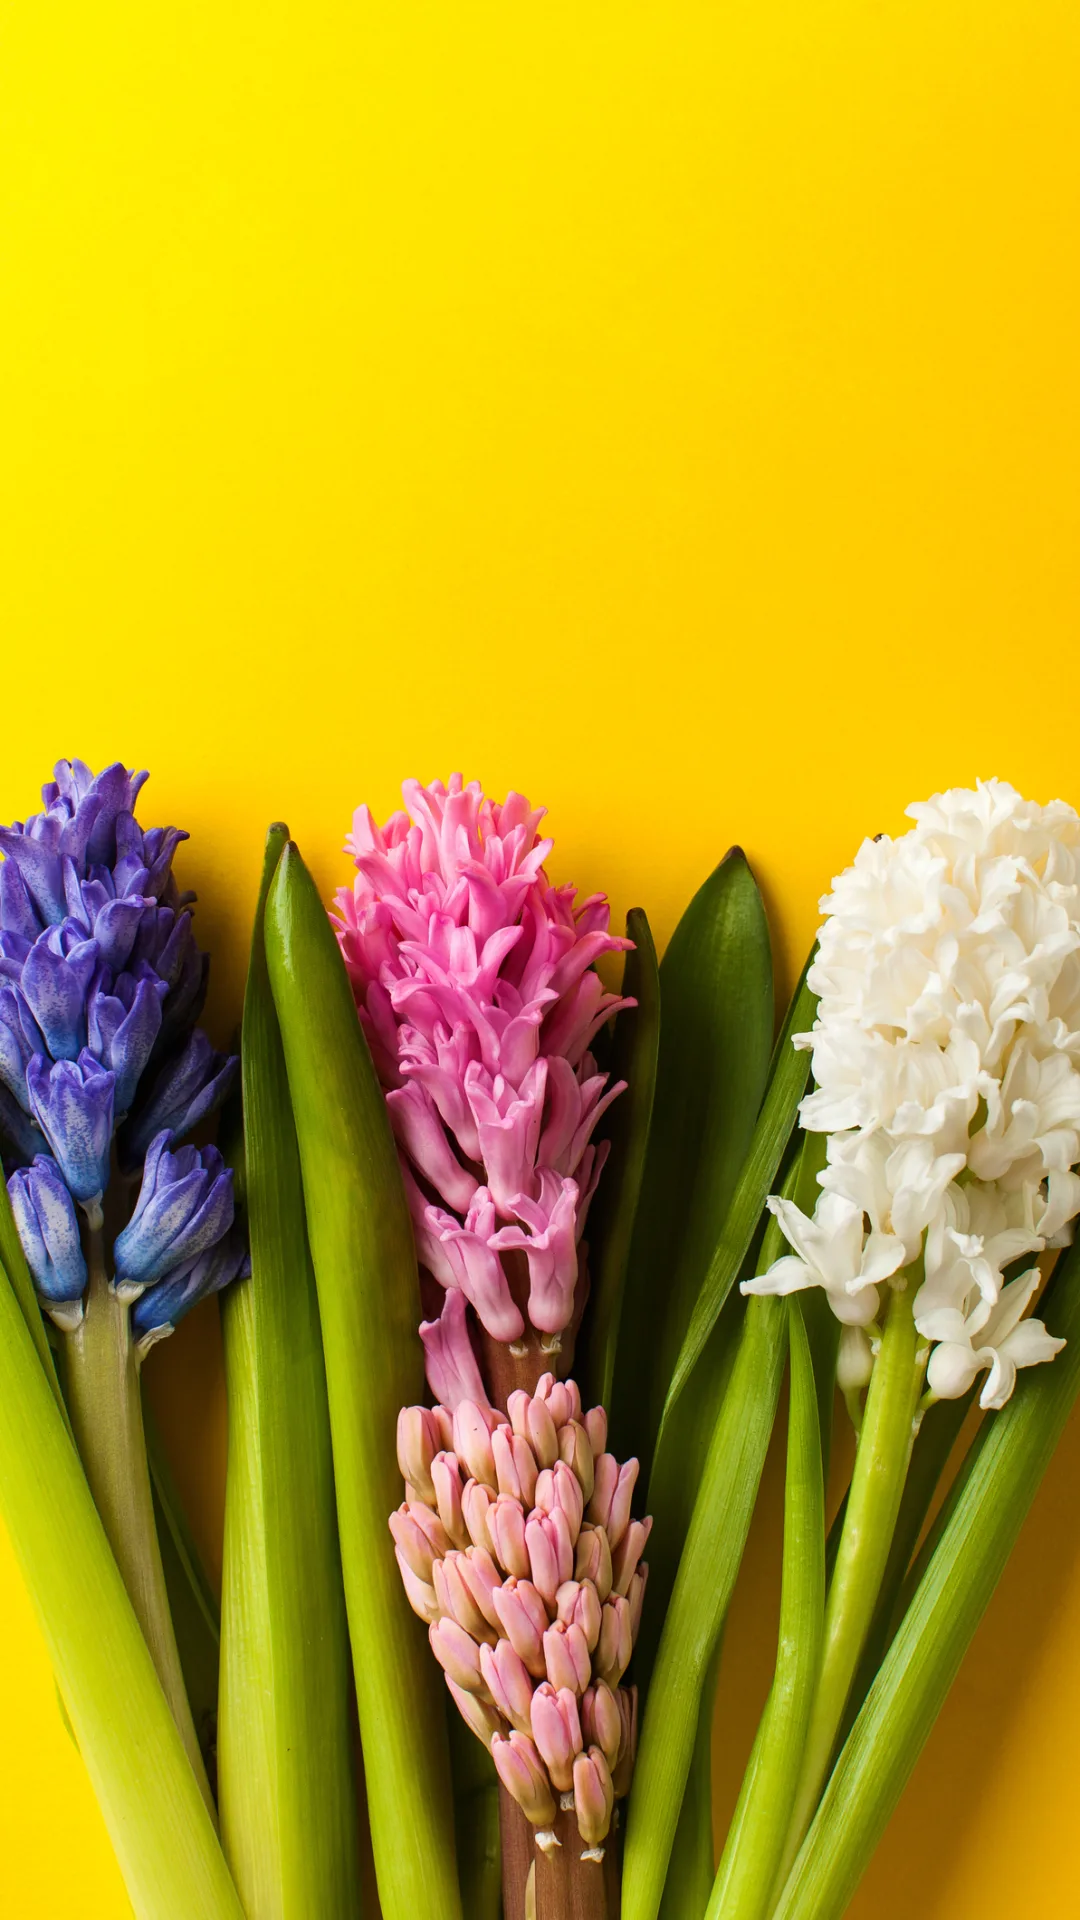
[1,760,246,1811]
[336,778,648,1917]
[334,774,634,1405]
[394,1380,643,1912]
[723,780,1080,1902]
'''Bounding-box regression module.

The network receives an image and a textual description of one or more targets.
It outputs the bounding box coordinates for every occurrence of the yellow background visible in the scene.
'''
[2,0,1080,1911]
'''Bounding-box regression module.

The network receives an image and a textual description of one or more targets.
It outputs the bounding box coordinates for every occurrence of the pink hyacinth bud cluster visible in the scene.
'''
[391,1375,649,1852]
[334,777,632,1379]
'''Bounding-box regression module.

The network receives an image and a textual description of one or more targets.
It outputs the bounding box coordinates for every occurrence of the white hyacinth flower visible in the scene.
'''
[742,1191,905,1326]
[744,779,1080,1407]
[921,1268,1065,1411]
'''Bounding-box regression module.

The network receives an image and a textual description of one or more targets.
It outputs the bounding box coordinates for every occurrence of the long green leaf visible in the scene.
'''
[773,1237,1080,1920]
[218,824,361,1917]
[580,907,660,1409]
[611,850,773,1479]
[660,951,816,1420]
[657,1643,720,1919]
[0,1264,243,1919]
[622,1293,788,1920]
[708,1297,825,1920]
[636,1149,799,1691]
[264,839,462,1920]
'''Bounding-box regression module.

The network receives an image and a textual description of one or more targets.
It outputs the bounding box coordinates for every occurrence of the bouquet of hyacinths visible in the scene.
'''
[3,763,1080,1920]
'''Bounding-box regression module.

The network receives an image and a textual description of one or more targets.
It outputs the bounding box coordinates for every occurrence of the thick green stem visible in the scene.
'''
[780,1279,925,1875]
[65,1239,214,1815]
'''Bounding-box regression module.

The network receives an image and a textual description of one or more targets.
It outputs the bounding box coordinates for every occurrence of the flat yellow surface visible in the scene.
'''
[2,0,1080,1912]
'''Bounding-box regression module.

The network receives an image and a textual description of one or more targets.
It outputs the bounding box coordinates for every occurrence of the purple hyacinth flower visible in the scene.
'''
[87,965,168,1118]
[61,866,147,974]
[20,922,100,1062]
[26,1051,115,1215]
[113,1132,235,1297]
[0,930,32,987]
[111,814,189,902]
[120,1029,238,1166]
[131,1226,250,1349]
[0,761,146,925]
[7,1156,88,1327]
[0,859,42,942]
[0,986,46,1110]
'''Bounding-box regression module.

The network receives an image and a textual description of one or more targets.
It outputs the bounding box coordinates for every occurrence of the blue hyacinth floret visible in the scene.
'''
[1,760,247,1346]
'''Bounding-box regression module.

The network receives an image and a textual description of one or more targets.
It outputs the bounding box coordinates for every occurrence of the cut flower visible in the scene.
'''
[745,780,1080,1405]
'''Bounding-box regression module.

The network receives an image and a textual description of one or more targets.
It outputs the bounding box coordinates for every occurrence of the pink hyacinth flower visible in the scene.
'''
[574,1747,615,1850]
[333,776,633,1384]
[531,1682,583,1793]
[492,1731,558,1829]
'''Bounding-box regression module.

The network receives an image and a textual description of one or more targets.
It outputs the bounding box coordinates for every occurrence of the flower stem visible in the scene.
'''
[65,1233,215,1816]
[779,1278,925,1878]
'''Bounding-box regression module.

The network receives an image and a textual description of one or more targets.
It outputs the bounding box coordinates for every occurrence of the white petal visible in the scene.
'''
[997,1317,1066,1370]
[927,1341,982,1401]
[979,1347,1017,1410]
[858,1231,908,1288]
[741,1255,816,1299]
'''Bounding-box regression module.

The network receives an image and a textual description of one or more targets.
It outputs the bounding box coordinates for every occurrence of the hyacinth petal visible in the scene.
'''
[573,1747,615,1849]
[7,1156,88,1310]
[431,1452,470,1549]
[396,1406,441,1504]
[21,926,99,1061]
[490,1578,549,1678]
[26,1051,115,1207]
[479,1639,535,1734]
[446,1677,507,1748]
[582,1682,622,1768]
[386,1082,478,1215]
[462,1479,497,1557]
[429,1617,485,1695]
[491,1732,558,1829]
[434,1207,525,1344]
[508,1387,559,1468]
[489,1496,531,1580]
[530,1683,582,1794]
[574,1525,613,1602]
[113,1134,235,1292]
[132,1227,250,1346]
[419,1288,491,1410]
[396,1552,440,1626]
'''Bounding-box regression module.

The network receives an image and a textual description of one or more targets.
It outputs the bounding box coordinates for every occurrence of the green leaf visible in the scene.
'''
[636,1148,800,1692]
[708,1297,826,1920]
[621,1293,789,1920]
[145,1399,221,1788]
[264,838,462,1920]
[612,849,774,1482]
[0,1264,243,1919]
[660,951,817,1422]
[657,1643,721,1920]
[579,908,660,1408]
[773,1237,1080,1920]
[218,824,362,1918]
